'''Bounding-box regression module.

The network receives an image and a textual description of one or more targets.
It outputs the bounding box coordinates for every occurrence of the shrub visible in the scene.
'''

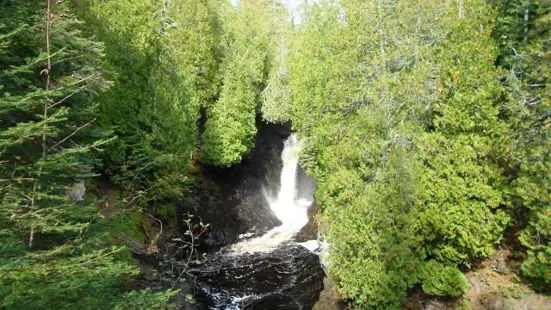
[520,208,551,291]
[420,260,469,297]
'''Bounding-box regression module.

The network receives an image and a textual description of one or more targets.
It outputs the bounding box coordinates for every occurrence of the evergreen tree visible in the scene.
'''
[414,0,510,266]
[261,1,294,123]
[289,0,511,307]
[0,1,175,308]
[2,0,548,308]
[493,0,551,290]
[0,0,110,249]
[201,0,271,166]
[73,0,224,199]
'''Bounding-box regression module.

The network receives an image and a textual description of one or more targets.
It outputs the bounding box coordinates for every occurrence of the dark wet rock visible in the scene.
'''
[295,200,319,242]
[189,244,325,309]
[190,122,291,250]
[180,121,325,309]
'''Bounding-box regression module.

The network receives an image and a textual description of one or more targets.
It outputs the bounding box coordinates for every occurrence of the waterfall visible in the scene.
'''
[190,133,324,308]
[231,134,312,253]
[270,134,310,230]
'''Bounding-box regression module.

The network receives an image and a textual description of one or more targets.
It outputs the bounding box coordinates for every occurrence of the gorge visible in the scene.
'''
[1,0,550,309]
[188,126,325,309]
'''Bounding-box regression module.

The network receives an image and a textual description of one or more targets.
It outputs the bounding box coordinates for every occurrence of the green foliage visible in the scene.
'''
[107,211,148,243]
[0,0,109,238]
[156,203,178,226]
[201,0,271,166]
[520,208,551,290]
[324,150,423,309]
[416,11,512,262]
[0,227,177,309]
[0,1,175,308]
[114,288,178,310]
[261,2,293,123]
[2,246,130,309]
[419,260,469,297]
[289,0,512,308]
[202,68,259,166]
[492,0,551,290]
[159,0,223,109]
[3,0,549,308]
[73,0,224,197]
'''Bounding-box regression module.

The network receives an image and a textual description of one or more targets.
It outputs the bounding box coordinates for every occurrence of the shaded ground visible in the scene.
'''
[313,276,348,310]
[94,176,201,309]
[465,249,551,310]
[405,249,551,310]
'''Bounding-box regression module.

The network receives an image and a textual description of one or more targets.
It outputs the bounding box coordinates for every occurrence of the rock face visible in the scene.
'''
[295,200,319,242]
[313,277,346,310]
[191,122,291,249]
[189,244,325,310]
[66,180,86,202]
[184,121,325,309]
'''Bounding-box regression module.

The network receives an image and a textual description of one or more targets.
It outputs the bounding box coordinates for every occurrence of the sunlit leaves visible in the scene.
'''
[289,0,511,307]
[201,0,271,166]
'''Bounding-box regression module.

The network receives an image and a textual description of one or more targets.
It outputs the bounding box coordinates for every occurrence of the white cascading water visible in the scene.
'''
[231,134,312,254]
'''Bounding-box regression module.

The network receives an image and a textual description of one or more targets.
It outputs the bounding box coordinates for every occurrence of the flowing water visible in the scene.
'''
[230,135,311,254]
[189,134,324,309]
[191,3,324,307]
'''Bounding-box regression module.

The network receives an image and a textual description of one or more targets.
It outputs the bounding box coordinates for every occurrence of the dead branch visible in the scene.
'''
[46,118,96,153]
[141,211,163,254]
[171,216,208,289]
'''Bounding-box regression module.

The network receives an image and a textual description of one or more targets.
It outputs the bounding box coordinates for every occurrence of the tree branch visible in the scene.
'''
[46,118,96,154]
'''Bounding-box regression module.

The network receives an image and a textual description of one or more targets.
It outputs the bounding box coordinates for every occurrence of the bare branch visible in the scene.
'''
[46,118,96,153]
[141,211,163,254]
[47,74,97,110]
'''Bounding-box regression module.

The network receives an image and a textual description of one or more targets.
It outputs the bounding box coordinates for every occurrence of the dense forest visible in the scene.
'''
[0,0,549,309]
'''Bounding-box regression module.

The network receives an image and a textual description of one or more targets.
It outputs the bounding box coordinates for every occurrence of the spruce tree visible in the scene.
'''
[0,1,175,308]
[0,0,110,248]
